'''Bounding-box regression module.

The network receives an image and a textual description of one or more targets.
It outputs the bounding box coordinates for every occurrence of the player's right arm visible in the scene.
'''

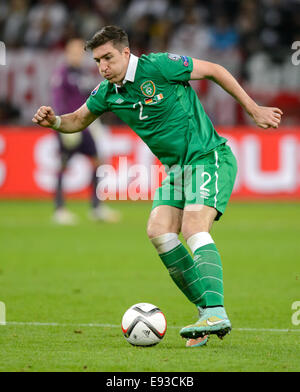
[190,59,283,129]
[32,103,98,133]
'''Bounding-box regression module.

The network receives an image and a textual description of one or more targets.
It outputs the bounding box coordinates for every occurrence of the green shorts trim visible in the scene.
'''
[151,143,237,220]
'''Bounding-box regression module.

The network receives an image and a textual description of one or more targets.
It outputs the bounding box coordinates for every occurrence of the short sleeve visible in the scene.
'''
[151,53,193,83]
[86,82,109,116]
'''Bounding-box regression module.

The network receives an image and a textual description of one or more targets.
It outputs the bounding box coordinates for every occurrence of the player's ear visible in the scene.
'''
[123,47,130,57]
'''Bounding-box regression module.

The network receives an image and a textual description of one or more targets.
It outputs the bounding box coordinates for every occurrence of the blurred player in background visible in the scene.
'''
[33,26,282,347]
[50,38,120,224]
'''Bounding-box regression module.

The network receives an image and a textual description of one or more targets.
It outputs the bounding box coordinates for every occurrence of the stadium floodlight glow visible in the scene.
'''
[0,302,6,325]
[0,41,6,66]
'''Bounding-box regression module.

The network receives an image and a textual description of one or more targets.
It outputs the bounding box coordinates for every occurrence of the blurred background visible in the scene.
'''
[0,0,300,201]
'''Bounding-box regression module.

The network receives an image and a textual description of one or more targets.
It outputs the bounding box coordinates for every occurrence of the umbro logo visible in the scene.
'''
[115,98,124,104]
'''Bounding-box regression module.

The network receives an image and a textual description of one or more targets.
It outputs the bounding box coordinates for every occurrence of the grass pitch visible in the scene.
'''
[0,200,299,372]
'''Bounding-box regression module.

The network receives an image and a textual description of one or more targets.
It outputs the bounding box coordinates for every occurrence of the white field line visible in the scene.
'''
[2,321,300,333]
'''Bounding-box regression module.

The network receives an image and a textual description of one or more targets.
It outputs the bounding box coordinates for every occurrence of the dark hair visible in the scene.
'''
[85,25,129,52]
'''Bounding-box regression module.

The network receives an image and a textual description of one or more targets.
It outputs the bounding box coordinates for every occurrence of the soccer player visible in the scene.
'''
[32,26,282,347]
[50,37,120,224]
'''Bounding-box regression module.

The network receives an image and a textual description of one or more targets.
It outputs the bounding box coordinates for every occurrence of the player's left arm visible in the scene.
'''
[190,59,283,129]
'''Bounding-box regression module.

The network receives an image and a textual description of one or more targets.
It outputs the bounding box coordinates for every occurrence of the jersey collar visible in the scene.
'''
[114,54,139,92]
[124,53,139,83]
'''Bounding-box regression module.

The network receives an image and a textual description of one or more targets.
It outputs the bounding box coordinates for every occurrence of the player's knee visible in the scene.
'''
[147,219,179,240]
[147,221,168,240]
[147,205,182,239]
[181,206,217,240]
[181,220,211,241]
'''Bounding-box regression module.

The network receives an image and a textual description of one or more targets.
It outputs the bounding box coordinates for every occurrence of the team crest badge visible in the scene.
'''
[140,80,156,97]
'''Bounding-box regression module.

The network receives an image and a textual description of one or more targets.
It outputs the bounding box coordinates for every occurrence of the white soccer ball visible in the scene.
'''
[121,303,167,346]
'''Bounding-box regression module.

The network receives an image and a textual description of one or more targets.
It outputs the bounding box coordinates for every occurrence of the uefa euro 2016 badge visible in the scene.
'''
[140,80,156,97]
[181,56,189,67]
[91,83,101,96]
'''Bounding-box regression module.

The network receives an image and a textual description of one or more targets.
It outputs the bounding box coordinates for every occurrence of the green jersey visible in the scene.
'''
[86,52,227,167]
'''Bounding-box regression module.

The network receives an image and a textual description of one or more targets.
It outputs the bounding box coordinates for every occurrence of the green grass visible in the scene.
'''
[0,200,300,372]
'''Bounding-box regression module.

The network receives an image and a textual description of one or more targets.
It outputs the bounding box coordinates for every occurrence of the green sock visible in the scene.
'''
[159,243,206,307]
[193,243,224,307]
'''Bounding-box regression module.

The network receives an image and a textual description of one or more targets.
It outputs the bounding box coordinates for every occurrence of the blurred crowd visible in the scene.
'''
[0,0,300,125]
[1,0,299,57]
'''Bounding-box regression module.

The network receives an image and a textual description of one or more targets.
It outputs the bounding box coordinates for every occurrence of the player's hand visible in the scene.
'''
[251,105,283,129]
[32,106,56,128]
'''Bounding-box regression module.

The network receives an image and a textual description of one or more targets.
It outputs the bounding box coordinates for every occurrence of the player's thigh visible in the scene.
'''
[181,204,217,240]
[147,205,183,239]
[149,169,185,238]
[184,143,237,223]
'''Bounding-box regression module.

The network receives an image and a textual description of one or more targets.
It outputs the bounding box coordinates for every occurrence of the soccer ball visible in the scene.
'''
[121,303,167,346]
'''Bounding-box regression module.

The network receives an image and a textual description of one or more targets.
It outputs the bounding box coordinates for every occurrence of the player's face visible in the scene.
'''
[93,42,130,84]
